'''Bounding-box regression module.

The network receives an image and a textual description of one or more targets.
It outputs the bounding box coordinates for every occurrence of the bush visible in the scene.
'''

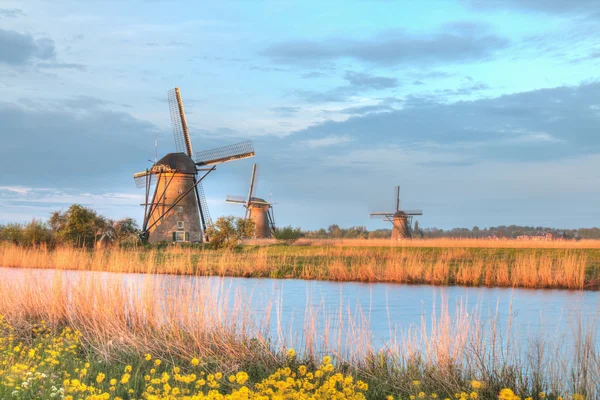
[206,216,255,249]
[274,225,303,245]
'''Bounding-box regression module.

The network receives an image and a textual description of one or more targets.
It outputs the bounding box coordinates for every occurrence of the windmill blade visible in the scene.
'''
[370,212,393,220]
[195,141,255,166]
[247,164,257,203]
[394,185,400,212]
[133,171,154,188]
[226,195,247,204]
[168,88,193,157]
[403,209,423,215]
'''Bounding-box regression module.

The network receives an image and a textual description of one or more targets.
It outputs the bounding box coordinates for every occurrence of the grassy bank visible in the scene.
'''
[1,242,600,289]
[0,271,597,399]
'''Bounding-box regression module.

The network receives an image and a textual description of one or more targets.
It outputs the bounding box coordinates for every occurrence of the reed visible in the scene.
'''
[1,242,598,290]
[0,269,597,398]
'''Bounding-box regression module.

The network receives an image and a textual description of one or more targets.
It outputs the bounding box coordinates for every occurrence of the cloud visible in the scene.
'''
[269,106,301,116]
[339,104,394,116]
[262,22,508,67]
[296,71,399,103]
[0,97,159,191]
[0,29,55,65]
[0,8,25,18]
[299,135,354,148]
[465,0,600,14]
[36,62,87,71]
[344,71,398,90]
[290,81,600,163]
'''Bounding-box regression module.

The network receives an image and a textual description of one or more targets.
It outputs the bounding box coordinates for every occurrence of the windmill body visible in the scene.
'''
[226,164,276,238]
[133,88,255,243]
[144,153,203,243]
[371,186,422,239]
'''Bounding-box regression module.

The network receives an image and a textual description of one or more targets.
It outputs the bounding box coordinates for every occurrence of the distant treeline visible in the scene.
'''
[2,205,600,247]
[302,223,600,240]
[0,204,139,248]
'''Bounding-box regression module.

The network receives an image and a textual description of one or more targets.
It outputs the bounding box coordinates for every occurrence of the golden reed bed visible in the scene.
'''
[245,237,600,249]
[0,242,597,289]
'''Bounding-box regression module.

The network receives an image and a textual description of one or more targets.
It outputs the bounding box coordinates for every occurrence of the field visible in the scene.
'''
[1,240,600,290]
[0,269,597,399]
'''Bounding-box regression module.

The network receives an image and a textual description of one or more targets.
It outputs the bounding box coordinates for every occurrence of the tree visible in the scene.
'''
[206,216,255,249]
[49,204,110,248]
[22,219,53,246]
[1,223,23,245]
[112,218,140,243]
[274,226,302,245]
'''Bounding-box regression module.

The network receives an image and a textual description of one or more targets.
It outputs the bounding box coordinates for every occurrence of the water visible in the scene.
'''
[2,267,599,354]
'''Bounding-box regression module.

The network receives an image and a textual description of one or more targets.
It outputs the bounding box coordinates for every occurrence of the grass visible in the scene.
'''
[0,269,597,399]
[1,242,599,289]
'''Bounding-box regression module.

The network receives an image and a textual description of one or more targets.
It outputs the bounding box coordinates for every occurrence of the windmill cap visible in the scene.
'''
[157,152,196,173]
[393,210,409,218]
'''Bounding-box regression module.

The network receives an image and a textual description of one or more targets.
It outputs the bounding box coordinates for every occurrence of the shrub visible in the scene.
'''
[206,216,255,249]
[274,225,303,245]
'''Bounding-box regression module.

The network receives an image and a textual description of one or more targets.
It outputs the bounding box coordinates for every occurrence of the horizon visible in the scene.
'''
[1,1,600,230]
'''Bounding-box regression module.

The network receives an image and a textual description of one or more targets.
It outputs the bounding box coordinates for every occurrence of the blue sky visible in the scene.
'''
[1,0,599,230]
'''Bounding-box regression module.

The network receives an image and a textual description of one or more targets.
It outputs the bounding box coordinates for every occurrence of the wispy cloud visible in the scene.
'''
[299,135,354,148]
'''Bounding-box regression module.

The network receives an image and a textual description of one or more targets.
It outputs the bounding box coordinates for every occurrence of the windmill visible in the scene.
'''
[370,185,422,239]
[133,87,255,243]
[226,164,276,238]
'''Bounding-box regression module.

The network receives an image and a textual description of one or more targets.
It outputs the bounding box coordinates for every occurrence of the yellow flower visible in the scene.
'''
[236,371,249,385]
[387,397,394,400]
[145,353,152,361]
[539,393,546,399]
[154,359,161,366]
[470,392,478,399]
[96,373,105,383]
[287,348,295,358]
[120,373,130,384]
[124,365,132,373]
[109,378,117,386]
[191,357,199,366]
[471,380,482,389]
[412,380,421,386]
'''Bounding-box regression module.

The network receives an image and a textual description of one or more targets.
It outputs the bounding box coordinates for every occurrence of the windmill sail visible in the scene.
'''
[168,88,193,157]
[195,141,255,166]
[196,180,212,227]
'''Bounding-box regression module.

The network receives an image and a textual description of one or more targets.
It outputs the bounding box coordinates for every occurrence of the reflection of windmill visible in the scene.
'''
[370,185,422,239]
[133,88,255,243]
[226,164,275,238]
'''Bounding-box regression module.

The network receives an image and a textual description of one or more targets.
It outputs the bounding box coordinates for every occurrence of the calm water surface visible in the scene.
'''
[2,267,599,351]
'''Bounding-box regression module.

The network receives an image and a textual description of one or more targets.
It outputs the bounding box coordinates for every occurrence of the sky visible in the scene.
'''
[1,0,599,230]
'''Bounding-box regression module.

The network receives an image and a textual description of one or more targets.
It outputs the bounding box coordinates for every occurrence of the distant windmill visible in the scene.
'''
[226,164,276,238]
[133,87,255,243]
[370,185,422,239]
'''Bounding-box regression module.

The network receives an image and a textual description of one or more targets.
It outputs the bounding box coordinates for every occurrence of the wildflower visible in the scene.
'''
[387,397,394,400]
[109,378,117,386]
[287,348,295,358]
[539,393,546,399]
[96,373,105,383]
[124,365,132,373]
[236,371,249,385]
[470,392,478,399]
[471,380,482,389]
[154,359,161,366]
[573,395,585,400]
[145,353,152,361]
[120,373,130,384]
[191,357,199,366]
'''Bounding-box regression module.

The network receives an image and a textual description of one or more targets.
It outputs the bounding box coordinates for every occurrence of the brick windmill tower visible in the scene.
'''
[226,164,276,238]
[370,185,422,239]
[133,88,255,243]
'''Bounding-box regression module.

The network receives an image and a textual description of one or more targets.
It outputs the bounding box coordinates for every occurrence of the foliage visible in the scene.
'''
[49,204,109,248]
[273,225,302,245]
[206,216,255,249]
[0,317,587,399]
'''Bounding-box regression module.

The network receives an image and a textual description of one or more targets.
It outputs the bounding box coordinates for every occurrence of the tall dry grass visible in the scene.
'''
[0,269,598,396]
[246,237,600,249]
[0,243,594,289]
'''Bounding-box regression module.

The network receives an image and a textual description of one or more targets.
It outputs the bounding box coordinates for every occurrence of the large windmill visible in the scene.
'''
[226,164,276,238]
[370,185,422,239]
[133,88,255,243]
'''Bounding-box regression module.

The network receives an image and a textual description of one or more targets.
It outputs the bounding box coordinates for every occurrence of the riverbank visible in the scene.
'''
[0,270,596,399]
[1,243,599,289]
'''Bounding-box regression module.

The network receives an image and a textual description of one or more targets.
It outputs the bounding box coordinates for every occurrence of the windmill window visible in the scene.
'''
[177,221,184,229]
[178,188,183,195]
[174,231,186,242]
[177,206,184,213]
